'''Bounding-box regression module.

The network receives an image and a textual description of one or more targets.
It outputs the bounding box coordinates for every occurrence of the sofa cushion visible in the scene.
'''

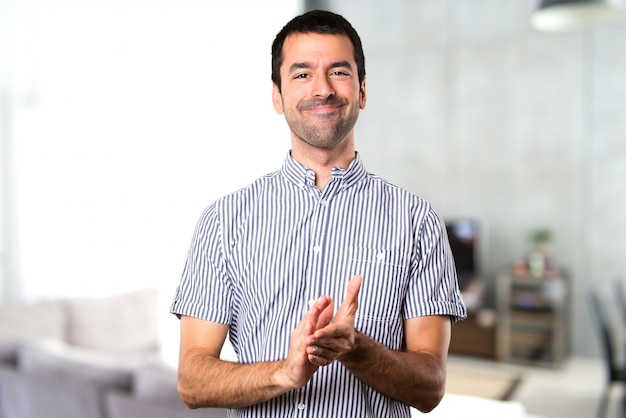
[0,299,67,341]
[105,391,228,418]
[17,339,137,390]
[105,361,230,418]
[0,337,61,366]
[1,362,109,418]
[133,361,181,401]
[65,288,159,354]
[0,299,67,365]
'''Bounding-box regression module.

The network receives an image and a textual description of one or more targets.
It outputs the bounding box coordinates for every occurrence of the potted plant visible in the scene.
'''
[527,228,553,278]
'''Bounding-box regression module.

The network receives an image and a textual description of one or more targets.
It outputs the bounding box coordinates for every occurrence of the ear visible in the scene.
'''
[359,78,367,110]
[272,83,284,114]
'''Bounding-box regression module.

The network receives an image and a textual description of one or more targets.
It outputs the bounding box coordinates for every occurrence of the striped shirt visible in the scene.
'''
[170,152,467,418]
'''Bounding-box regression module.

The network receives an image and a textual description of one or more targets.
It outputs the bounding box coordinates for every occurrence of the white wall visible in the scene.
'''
[4,0,299,364]
[329,0,626,357]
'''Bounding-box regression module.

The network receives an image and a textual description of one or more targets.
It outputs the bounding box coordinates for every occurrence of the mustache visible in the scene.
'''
[297,97,348,111]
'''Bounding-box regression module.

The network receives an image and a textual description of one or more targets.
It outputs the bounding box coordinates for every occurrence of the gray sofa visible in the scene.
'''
[0,289,226,418]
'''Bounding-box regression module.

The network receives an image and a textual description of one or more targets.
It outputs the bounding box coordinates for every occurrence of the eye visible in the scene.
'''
[330,70,351,78]
[294,73,310,80]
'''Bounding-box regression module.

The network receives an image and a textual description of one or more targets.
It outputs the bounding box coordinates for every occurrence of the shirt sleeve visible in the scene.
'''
[170,203,232,324]
[403,205,467,323]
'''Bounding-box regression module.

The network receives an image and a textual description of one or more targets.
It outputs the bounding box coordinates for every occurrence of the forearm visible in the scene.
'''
[177,297,332,409]
[339,331,446,413]
[178,351,293,409]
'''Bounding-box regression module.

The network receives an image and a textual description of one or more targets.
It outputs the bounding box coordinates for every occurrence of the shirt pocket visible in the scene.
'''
[345,246,409,324]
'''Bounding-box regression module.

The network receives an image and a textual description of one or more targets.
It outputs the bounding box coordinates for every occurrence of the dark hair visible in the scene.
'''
[271,10,366,92]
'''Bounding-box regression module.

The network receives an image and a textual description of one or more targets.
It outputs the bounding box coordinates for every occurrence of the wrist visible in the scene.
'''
[272,359,308,391]
[272,360,293,391]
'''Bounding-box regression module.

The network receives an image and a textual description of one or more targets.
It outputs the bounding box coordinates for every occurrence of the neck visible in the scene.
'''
[290,139,356,189]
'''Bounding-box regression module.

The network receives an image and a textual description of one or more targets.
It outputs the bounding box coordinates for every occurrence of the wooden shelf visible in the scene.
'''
[496,270,568,367]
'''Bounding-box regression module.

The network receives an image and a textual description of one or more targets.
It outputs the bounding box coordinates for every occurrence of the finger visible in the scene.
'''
[306,296,332,328]
[316,298,334,329]
[303,320,314,338]
[307,349,335,366]
[312,276,362,340]
[345,274,362,306]
[307,338,350,365]
[308,353,330,366]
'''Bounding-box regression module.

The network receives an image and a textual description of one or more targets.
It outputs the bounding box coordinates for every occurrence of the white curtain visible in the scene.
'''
[3,0,299,362]
[7,0,298,300]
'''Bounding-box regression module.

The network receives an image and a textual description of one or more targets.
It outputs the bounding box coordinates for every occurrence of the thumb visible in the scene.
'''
[335,274,362,321]
[345,274,362,306]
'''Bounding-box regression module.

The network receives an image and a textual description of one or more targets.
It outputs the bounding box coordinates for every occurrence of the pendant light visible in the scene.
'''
[530,0,624,32]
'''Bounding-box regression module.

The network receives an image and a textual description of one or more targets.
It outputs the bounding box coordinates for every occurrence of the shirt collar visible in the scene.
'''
[281,151,367,190]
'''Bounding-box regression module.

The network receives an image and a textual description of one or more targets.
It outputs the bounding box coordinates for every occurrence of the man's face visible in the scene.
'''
[272,33,366,150]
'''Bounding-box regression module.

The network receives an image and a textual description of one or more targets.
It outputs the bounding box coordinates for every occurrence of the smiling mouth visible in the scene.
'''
[307,106,340,113]
[298,97,348,112]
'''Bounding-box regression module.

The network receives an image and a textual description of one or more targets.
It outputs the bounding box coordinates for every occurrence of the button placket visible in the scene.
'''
[293,387,309,417]
[304,191,331,315]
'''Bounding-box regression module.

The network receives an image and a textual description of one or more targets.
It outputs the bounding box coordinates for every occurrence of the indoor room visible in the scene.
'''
[1,1,626,417]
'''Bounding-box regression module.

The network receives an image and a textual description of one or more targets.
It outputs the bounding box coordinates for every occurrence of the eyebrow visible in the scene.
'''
[287,60,354,75]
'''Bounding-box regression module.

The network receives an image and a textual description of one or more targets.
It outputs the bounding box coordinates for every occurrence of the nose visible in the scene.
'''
[312,74,335,98]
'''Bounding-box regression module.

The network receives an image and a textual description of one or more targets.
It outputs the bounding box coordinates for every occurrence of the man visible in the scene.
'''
[170,10,466,418]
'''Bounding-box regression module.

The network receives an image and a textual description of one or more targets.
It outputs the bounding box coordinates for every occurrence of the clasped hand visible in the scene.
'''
[283,275,362,389]
[305,274,362,366]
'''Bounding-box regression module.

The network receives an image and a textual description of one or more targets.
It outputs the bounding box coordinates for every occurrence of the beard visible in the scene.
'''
[283,96,359,149]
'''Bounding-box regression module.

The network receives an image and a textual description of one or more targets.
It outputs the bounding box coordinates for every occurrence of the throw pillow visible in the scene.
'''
[0,300,67,342]
[65,288,159,354]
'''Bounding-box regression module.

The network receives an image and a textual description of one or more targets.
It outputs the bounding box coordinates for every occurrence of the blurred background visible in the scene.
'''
[1,0,625,393]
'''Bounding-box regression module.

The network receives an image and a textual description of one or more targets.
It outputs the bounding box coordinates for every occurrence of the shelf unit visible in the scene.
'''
[496,269,568,367]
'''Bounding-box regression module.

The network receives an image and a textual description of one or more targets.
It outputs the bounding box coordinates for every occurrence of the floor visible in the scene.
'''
[447,354,623,418]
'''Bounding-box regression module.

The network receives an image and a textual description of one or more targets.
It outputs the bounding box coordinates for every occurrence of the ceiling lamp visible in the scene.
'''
[530,0,624,32]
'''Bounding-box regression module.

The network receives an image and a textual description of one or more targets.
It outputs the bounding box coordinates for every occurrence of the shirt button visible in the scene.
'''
[319,199,327,206]
[297,403,306,410]
[308,299,317,306]
[377,251,385,261]
[313,245,321,253]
